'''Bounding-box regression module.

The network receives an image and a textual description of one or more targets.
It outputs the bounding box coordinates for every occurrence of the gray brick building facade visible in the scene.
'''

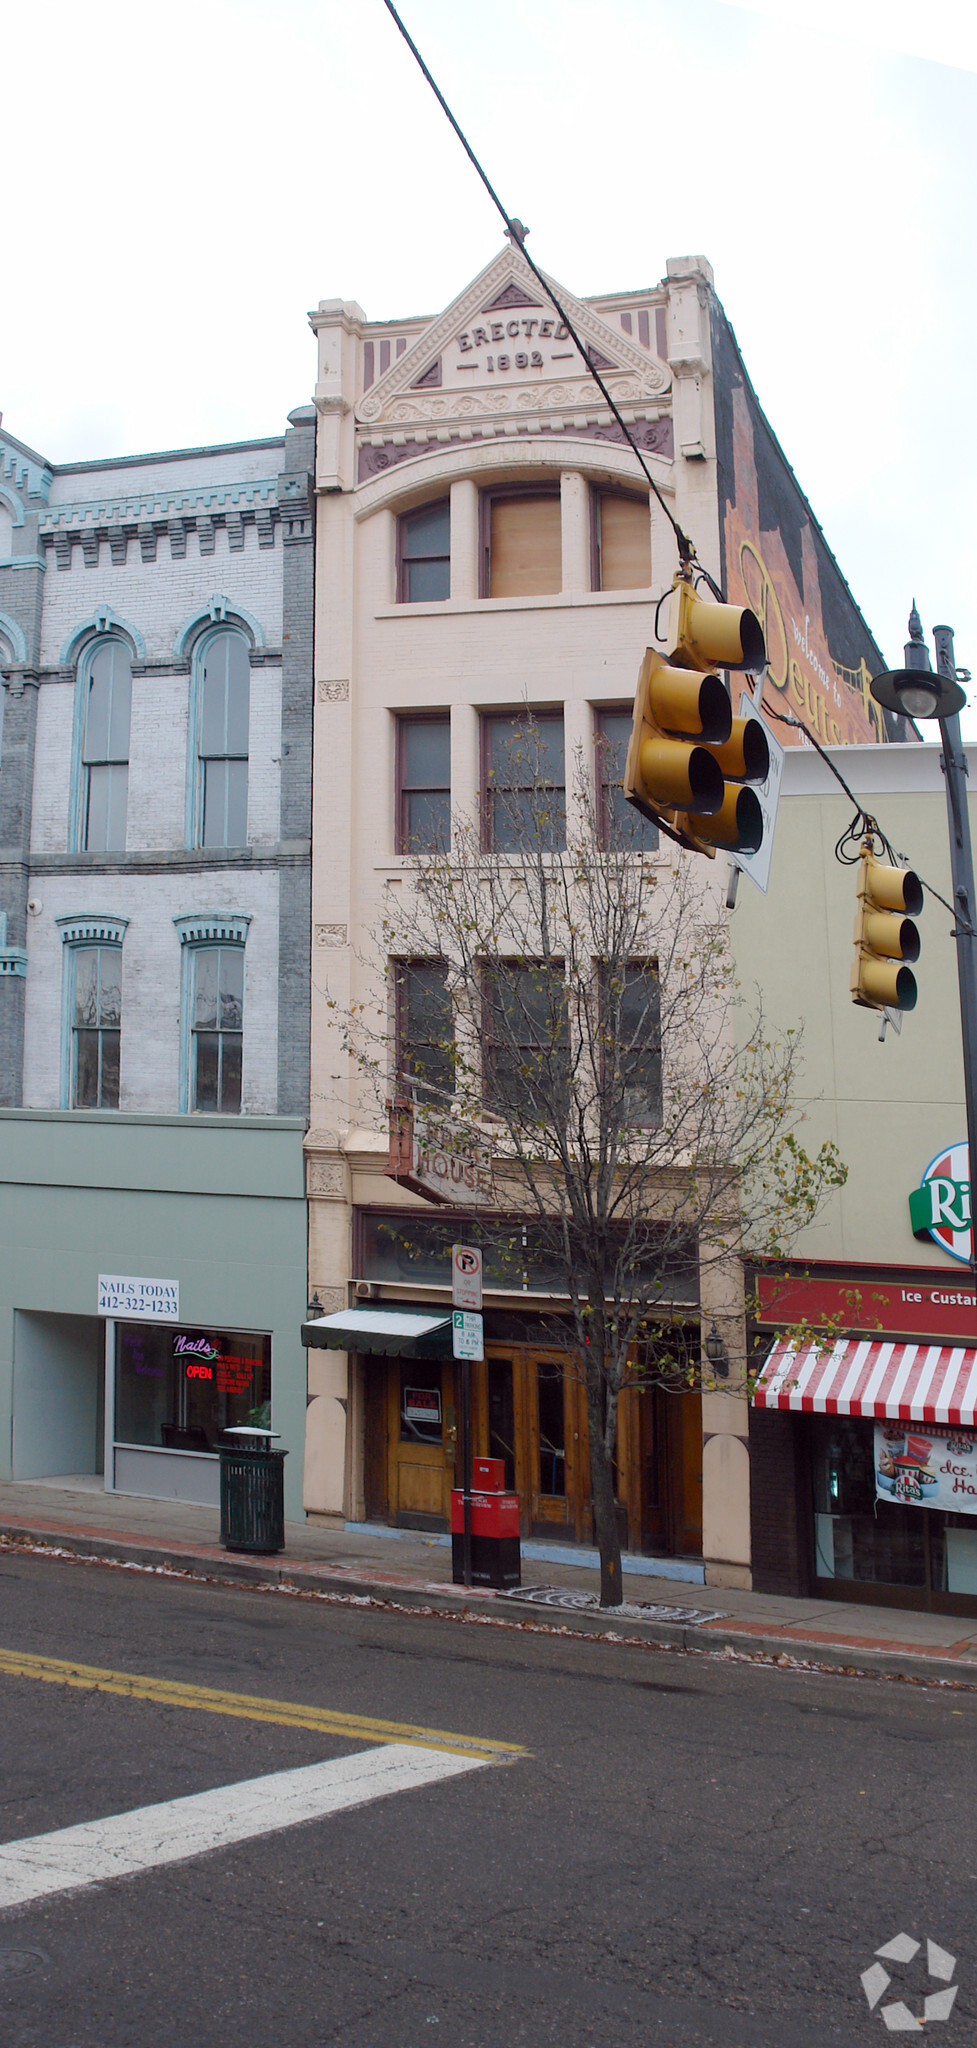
[0,409,314,1515]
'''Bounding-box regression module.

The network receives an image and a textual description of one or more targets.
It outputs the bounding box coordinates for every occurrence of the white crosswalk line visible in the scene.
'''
[0,1743,486,1911]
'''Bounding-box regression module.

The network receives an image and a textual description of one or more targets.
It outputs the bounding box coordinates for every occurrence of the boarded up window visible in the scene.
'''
[596,491,650,591]
[488,494,561,598]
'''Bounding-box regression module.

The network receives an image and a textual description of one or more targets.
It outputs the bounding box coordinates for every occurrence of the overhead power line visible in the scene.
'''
[380,0,698,573]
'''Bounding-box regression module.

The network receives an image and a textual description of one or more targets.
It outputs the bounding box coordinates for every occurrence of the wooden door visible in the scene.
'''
[385,1359,455,1527]
[633,1384,703,1557]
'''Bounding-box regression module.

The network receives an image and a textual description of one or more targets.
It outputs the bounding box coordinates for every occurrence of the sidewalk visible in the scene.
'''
[3,1476,977,1689]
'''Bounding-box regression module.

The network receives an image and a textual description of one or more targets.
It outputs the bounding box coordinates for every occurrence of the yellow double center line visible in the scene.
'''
[0,1646,525,1763]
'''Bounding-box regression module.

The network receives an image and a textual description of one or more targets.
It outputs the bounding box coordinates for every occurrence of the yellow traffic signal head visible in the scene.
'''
[624,648,733,834]
[685,784,764,856]
[680,717,770,855]
[851,846,923,1014]
[670,579,766,674]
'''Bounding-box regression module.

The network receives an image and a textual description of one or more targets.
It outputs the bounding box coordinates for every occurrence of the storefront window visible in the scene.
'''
[811,1415,977,1594]
[359,1211,697,1299]
[115,1323,271,1452]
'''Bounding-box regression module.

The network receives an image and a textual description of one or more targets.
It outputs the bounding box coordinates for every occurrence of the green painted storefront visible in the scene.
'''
[0,1110,308,1521]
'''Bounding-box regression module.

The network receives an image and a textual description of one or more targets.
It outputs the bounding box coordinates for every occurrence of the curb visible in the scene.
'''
[3,1520,977,1691]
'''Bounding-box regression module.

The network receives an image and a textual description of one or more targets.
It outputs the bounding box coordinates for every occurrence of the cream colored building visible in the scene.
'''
[301,244,901,1588]
[734,738,977,1617]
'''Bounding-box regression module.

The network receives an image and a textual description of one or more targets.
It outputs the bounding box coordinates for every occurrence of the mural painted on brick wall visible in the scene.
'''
[711,311,908,748]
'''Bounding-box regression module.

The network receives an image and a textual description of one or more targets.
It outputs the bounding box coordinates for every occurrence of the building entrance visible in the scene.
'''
[364,1341,703,1557]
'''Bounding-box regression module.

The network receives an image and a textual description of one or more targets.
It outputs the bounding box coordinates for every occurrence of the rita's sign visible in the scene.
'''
[909,1143,972,1265]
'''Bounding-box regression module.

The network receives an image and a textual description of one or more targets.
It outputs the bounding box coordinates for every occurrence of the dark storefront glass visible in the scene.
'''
[359,1211,698,1300]
[116,1323,271,1452]
[811,1414,977,1596]
[537,1362,566,1497]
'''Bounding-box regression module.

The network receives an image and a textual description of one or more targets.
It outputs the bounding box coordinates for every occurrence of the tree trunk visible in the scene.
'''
[586,1379,623,1607]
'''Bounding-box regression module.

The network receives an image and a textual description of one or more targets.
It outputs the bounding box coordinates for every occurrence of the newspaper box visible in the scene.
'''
[450,1482,521,1589]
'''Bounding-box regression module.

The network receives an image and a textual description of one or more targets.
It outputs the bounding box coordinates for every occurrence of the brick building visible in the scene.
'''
[0,410,314,1514]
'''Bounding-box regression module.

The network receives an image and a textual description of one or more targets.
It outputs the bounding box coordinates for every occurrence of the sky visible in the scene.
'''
[4,0,975,720]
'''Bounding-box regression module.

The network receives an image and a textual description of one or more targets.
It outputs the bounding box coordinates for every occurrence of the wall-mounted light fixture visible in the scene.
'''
[704,1322,730,1379]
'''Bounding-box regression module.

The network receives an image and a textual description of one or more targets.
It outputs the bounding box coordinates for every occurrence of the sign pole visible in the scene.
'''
[935,627,977,1329]
[451,1247,483,1592]
[460,1355,472,1589]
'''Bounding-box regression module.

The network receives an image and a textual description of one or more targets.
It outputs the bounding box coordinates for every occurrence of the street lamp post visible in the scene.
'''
[871,609,977,1297]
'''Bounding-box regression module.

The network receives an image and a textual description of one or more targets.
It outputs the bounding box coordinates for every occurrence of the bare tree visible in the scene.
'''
[332,722,844,1607]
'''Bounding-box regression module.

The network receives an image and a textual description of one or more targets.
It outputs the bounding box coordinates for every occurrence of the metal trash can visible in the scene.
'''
[219,1427,287,1554]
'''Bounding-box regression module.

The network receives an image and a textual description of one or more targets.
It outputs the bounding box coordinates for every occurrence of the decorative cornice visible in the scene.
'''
[363,373,669,436]
[42,476,279,534]
[0,441,52,510]
[0,949,27,977]
[57,914,129,946]
[173,913,251,947]
[357,414,674,486]
[41,482,281,571]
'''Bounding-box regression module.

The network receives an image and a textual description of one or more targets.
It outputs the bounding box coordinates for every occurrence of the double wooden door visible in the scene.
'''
[371,1343,702,1558]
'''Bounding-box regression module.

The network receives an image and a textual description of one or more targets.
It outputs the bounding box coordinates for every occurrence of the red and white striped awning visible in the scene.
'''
[753,1339,977,1426]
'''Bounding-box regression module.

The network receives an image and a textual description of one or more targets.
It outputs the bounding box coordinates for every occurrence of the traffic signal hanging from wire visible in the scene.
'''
[850,839,923,1013]
[623,572,768,857]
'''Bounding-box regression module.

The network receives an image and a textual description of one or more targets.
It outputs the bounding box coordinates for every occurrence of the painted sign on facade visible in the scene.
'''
[875,1421,977,1517]
[712,308,908,750]
[755,1268,977,1342]
[909,1143,972,1265]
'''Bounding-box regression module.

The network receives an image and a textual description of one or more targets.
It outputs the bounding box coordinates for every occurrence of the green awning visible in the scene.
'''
[301,1306,453,1359]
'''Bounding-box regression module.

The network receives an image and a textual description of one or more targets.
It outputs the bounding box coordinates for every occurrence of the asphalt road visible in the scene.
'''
[0,1551,974,2048]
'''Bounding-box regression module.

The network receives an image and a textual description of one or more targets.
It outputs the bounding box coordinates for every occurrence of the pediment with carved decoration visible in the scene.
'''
[356,247,670,429]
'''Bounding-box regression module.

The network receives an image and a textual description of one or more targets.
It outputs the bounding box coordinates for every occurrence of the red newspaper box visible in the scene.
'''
[451,1487,521,1588]
[472,1456,506,1492]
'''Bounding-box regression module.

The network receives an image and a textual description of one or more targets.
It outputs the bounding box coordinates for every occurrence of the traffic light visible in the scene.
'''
[623,574,769,856]
[670,576,766,676]
[850,841,923,1013]
[623,647,732,836]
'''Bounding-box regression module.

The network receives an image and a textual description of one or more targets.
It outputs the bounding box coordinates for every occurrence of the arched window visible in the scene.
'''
[79,639,132,851]
[194,629,250,847]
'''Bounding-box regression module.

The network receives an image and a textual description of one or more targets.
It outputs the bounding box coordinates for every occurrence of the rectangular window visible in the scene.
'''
[483,491,561,598]
[483,711,565,852]
[191,945,244,1112]
[399,501,450,603]
[593,490,651,591]
[82,642,131,851]
[115,1322,271,1453]
[483,961,568,1118]
[602,961,662,1126]
[395,960,454,1102]
[71,943,122,1109]
[595,707,659,849]
[536,1362,566,1497]
[397,716,450,853]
